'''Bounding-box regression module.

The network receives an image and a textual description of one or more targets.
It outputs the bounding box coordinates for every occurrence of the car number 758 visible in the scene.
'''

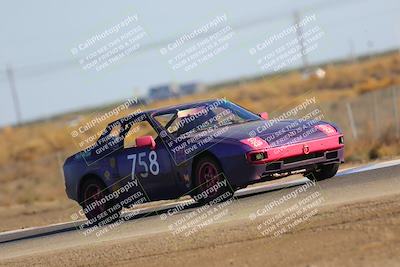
[127,151,160,178]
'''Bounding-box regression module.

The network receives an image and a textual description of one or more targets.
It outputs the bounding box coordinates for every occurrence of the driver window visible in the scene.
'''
[97,121,123,145]
[154,113,178,134]
[124,120,158,148]
[211,107,242,126]
[109,123,122,137]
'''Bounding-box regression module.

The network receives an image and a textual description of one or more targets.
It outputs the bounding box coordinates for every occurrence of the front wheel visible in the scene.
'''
[193,156,234,204]
[305,163,339,181]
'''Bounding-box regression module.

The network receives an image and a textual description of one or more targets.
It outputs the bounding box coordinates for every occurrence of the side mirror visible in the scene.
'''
[135,136,156,149]
[259,112,269,120]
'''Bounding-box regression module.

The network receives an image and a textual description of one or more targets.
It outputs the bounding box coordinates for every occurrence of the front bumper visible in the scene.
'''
[228,135,344,187]
[261,147,344,176]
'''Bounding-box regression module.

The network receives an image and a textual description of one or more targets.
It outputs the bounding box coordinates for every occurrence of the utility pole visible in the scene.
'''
[348,39,356,63]
[293,11,309,74]
[6,64,22,125]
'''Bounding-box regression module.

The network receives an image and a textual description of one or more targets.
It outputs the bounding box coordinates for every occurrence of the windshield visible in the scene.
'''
[153,100,261,137]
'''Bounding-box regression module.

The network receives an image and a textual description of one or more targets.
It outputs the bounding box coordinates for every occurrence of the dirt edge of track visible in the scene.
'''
[1,193,400,267]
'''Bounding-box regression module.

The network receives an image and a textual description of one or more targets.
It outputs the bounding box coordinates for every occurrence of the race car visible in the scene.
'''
[63,99,344,223]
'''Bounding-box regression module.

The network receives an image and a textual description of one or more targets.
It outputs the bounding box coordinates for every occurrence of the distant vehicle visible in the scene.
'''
[147,82,205,102]
[148,84,179,101]
[179,82,206,96]
[63,100,344,223]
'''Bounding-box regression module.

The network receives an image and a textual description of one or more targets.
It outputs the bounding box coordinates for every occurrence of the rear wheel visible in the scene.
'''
[80,178,121,225]
[305,163,339,181]
[194,156,234,204]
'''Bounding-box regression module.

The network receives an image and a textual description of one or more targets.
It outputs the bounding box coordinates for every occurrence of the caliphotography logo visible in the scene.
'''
[1,1,400,266]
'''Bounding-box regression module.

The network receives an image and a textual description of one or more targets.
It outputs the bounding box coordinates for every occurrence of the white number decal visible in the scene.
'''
[149,151,159,175]
[138,152,148,178]
[127,154,137,179]
[127,151,159,178]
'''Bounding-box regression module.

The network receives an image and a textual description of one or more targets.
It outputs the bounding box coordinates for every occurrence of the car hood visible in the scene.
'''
[190,119,338,147]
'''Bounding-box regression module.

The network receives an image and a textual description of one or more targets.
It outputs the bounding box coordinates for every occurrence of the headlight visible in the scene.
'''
[246,150,268,164]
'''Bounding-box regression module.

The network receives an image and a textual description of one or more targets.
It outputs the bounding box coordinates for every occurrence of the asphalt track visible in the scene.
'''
[1,159,400,263]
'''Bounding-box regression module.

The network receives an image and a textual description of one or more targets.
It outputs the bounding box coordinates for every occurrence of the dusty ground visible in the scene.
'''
[1,194,399,267]
[1,162,400,266]
[0,197,191,232]
[0,201,77,232]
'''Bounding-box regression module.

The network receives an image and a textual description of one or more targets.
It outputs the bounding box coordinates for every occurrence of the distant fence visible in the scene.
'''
[322,86,400,142]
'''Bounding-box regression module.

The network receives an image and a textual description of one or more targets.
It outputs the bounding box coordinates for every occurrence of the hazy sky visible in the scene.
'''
[0,0,399,126]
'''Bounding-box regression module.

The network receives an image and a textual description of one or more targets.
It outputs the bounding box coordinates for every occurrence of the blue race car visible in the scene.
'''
[63,99,344,222]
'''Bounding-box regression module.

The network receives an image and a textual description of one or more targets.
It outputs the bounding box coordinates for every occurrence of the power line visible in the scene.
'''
[0,0,362,82]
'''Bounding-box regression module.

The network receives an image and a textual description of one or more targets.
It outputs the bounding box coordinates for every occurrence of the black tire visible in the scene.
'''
[193,156,234,204]
[80,177,121,226]
[306,163,339,181]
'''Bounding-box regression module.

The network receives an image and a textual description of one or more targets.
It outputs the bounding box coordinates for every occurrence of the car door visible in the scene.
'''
[114,116,178,201]
[116,141,177,200]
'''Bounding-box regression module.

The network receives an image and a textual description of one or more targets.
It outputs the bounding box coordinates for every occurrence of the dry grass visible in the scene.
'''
[1,52,400,207]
